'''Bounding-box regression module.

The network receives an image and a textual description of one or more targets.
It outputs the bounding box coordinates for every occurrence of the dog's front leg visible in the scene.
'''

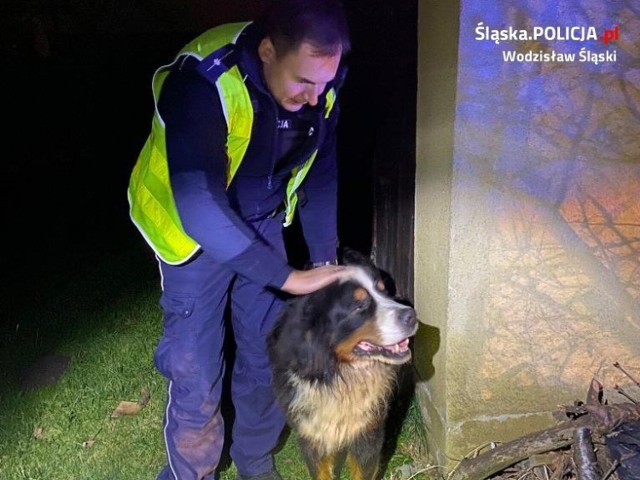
[298,436,338,480]
[346,455,379,480]
[346,424,385,480]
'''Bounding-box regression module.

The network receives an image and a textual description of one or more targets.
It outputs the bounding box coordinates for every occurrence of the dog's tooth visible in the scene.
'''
[394,343,399,353]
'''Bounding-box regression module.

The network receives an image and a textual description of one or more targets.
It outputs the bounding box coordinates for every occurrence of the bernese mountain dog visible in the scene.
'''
[267,250,419,480]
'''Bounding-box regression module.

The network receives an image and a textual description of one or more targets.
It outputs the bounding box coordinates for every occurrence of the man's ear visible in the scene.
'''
[258,37,277,64]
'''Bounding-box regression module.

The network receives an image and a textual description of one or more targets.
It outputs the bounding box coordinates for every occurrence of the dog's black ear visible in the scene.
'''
[268,298,337,384]
[294,335,337,383]
[340,247,373,268]
[292,299,338,383]
[340,247,380,280]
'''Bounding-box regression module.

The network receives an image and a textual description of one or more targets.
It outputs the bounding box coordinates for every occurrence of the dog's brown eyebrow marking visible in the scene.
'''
[353,287,369,301]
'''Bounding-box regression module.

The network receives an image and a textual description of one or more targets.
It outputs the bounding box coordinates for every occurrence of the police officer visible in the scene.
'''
[127,1,351,478]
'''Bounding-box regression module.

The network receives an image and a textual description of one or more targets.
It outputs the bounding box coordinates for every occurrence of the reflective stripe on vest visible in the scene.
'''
[282,88,337,226]
[128,23,337,264]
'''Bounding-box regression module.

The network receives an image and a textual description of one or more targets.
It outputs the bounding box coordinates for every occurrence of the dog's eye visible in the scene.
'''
[350,303,368,316]
[351,287,371,313]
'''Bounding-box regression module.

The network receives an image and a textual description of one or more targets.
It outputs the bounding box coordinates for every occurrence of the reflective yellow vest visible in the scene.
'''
[127,22,337,265]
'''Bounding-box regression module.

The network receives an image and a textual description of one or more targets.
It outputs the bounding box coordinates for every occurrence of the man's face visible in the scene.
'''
[259,39,342,112]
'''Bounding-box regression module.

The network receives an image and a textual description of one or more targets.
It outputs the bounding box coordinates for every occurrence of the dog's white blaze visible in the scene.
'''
[342,267,415,344]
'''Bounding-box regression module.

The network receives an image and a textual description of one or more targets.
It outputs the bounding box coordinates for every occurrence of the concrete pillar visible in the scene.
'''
[414,0,640,465]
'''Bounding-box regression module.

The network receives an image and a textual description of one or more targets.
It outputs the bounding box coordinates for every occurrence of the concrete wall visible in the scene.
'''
[414,0,640,465]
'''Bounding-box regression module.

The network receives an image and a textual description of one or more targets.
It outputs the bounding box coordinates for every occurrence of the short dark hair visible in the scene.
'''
[261,0,351,58]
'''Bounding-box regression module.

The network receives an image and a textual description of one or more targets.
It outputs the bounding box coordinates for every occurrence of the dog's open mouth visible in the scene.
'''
[353,338,411,363]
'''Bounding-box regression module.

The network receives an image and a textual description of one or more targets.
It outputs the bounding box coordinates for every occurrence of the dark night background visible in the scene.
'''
[1,0,417,371]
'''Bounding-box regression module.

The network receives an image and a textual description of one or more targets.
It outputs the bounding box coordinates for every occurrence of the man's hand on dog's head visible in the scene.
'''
[281,266,355,295]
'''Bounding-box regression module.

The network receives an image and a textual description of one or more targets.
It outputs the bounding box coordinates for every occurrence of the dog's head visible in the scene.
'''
[267,251,419,383]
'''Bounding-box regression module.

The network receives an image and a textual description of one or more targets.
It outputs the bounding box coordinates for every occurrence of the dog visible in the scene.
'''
[267,250,419,480]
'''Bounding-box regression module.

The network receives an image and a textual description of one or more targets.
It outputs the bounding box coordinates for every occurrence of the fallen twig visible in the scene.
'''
[614,385,638,404]
[613,362,640,390]
[600,459,620,480]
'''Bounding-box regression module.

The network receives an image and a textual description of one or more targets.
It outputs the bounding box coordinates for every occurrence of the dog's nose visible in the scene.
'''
[400,308,417,326]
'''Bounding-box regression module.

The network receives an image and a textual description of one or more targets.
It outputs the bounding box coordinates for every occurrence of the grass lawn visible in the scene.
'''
[0,244,432,480]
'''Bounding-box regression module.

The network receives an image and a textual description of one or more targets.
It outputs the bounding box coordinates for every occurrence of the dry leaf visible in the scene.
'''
[111,400,143,418]
[33,426,44,439]
[82,438,97,448]
[111,388,150,418]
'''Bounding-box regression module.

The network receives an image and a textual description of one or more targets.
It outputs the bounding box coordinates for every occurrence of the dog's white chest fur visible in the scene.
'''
[286,362,396,455]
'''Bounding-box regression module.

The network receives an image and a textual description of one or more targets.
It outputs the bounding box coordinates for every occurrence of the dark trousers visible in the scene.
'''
[155,218,287,480]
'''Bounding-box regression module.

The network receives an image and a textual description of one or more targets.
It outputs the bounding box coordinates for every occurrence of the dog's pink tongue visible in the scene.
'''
[357,341,377,351]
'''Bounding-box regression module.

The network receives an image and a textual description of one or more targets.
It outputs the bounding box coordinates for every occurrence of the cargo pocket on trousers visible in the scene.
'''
[155,292,199,380]
[160,292,196,323]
